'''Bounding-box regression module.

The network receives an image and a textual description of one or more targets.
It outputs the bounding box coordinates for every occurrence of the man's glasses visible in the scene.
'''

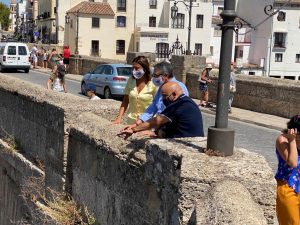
[162,93,173,100]
[152,73,164,78]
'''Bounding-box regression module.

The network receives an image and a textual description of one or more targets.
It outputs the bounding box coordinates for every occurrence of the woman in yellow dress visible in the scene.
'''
[113,56,157,125]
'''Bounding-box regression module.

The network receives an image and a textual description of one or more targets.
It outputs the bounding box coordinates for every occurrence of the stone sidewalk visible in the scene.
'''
[32,67,289,131]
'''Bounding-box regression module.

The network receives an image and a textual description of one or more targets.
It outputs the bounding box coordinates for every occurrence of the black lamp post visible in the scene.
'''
[207,0,236,156]
[171,0,195,55]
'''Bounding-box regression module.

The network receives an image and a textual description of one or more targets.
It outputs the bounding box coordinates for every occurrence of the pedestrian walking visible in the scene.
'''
[229,63,236,113]
[63,45,70,73]
[47,64,67,93]
[275,115,300,225]
[112,56,157,125]
[31,44,38,69]
[48,48,62,73]
[42,48,49,69]
[198,64,213,107]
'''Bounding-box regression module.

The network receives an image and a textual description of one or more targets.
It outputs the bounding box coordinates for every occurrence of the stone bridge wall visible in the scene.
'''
[186,70,300,118]
[0,75,276,225]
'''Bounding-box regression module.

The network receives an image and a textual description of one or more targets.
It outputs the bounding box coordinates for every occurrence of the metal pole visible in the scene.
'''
[207,0,236,156]
[75,11,79,55]
[186,0,192,55]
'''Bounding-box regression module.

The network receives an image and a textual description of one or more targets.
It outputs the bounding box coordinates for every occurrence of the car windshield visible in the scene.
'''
[117,67,132,76]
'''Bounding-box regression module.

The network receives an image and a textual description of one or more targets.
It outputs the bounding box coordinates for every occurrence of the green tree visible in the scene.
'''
[0,3,10,30]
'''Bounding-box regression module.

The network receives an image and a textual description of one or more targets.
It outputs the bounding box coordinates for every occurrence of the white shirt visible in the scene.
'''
[90,95,100,100]
[52,78,64,92]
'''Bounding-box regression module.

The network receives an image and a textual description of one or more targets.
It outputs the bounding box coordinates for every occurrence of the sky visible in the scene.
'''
[1,0,12,6]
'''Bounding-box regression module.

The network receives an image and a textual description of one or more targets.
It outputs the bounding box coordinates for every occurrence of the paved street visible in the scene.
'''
[1,69,280,171]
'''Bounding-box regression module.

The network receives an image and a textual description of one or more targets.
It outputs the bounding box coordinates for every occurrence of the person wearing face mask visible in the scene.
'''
[112,56,157,124]
[275,115,300,225]
[121,61,189,133]
[118,82,204,139]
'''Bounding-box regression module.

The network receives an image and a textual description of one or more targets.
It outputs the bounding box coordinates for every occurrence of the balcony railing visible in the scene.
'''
[274,43,286,48]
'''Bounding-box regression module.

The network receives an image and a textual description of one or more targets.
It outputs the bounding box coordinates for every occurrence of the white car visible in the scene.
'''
[0,42,31,73]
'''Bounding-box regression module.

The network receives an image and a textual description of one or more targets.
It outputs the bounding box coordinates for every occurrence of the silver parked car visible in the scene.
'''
[81,63,133,99]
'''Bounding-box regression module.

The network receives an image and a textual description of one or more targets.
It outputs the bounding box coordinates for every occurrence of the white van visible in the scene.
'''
[0,42,31,73]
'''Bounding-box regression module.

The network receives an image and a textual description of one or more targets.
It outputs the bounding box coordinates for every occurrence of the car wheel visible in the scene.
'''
[0,64,3,73]
[24,68,29,73]
[104,87,112,99]
[81,82,87,95]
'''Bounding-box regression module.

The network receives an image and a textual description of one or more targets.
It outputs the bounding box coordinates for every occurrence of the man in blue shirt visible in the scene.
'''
[118,82,204,139]
[126,61,189,131]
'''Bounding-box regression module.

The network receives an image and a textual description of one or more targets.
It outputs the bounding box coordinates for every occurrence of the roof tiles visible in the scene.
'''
[67,1,115,16]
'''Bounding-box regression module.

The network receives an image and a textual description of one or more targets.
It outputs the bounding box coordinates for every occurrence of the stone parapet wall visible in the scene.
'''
[0,75,120,192]
[68,56,126,75]
[0,140,53,225]
[0,75,276,224]
[27,43,64,54]
[172,55,206,83]
[186,70,300,118]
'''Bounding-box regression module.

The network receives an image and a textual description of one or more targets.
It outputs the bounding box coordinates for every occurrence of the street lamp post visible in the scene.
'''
[206,0,236,156]
[171,0,195,55]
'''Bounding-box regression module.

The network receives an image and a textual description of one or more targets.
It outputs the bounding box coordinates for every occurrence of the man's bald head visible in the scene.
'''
[161,82,183,102]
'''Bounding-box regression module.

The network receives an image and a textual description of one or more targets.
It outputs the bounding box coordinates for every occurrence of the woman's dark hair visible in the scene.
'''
[287,115,300,130]
[132,56,151,81]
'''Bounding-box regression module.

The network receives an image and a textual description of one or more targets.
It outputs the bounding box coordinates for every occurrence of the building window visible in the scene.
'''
[214,26,222,37]
[116,40,125,54]
[210,46,213,55]
[277,11,286,21]
[196,15,203,28]
[117,16,126,27]
[172,13,184,29]
[149,16,156,27]
[275,53,283,62]
[91,40,99,56]
[217,7,223,15]
[149,0,157,9]
[195,43,202,55]
[274,32,286,48]
[239,49,243,58]
[296,54,300,63]
[117,0,126,12]
[156,42,169,59]
[92,17,100,28]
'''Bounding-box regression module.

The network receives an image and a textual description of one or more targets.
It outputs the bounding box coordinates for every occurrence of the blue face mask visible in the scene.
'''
[152,77,164,86]
[162,93,174,107]
[132,69,145,79]
[162,98,171,107]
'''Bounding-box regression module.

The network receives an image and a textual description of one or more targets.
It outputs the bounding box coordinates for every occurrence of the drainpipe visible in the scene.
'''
[133,0,137,52]
[75,10,79,55]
